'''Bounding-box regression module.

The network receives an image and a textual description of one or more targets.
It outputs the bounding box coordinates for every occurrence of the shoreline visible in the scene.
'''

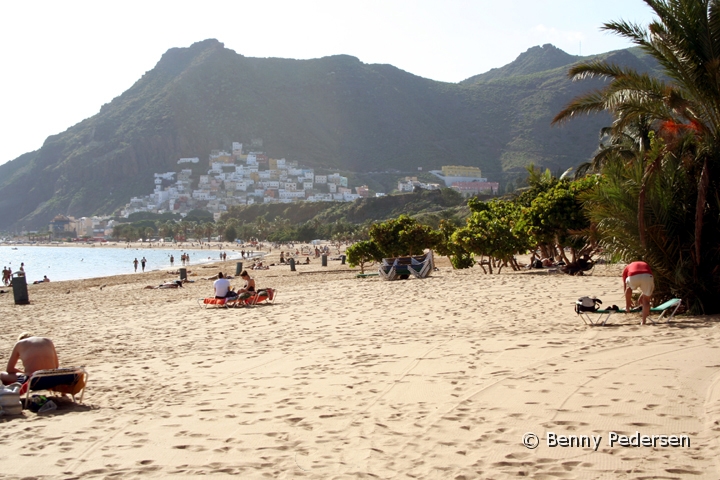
[0,242,271,284]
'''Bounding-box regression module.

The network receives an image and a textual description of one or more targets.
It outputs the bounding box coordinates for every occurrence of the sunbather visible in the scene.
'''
[1,333,59,385]
[144,280,183,289]
[236,270,256,294]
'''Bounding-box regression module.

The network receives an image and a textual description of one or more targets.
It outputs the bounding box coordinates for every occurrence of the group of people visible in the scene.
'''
[213,270,255,299]
[132,257,148,272]
[278,251,311,265]
[2,263,26,285]
[2,266,12,285]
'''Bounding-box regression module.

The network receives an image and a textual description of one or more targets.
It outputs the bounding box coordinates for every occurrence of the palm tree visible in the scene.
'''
[202,222,215,242]
[158,221,173,240]
[144,226,155,241]
[553,0,720,313]
[575,122,653,177]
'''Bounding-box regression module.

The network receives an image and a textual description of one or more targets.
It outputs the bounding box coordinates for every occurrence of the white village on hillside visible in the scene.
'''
[122,142,499,221]
[42,143,498,238]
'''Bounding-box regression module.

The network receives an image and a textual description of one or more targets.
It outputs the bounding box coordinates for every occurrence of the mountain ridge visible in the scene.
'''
[0,40,645,230]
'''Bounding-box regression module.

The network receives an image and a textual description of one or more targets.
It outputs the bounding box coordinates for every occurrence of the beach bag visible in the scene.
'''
[575,296,602,313]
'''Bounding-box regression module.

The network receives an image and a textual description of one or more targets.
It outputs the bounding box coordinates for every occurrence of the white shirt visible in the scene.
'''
[213,278,231,297]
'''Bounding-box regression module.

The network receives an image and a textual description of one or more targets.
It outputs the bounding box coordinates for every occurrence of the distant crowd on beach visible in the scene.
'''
[2,263,50,285]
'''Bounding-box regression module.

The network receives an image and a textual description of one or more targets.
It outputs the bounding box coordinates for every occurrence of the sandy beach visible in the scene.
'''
[1,253,719,479]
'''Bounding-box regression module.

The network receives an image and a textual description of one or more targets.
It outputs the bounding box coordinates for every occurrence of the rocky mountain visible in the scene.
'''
[0,39,657,230]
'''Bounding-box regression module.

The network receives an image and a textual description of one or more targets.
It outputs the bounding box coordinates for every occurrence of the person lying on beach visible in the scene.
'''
[1,333,59,386]
[33,276,50,284]
[203,273,234,281]
[144,280,184,289]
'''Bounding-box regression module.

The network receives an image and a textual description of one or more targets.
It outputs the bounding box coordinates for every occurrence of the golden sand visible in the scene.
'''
[1,253,719,478]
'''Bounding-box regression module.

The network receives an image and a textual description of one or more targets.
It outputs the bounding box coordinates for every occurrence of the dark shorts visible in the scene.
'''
[16,374,28,384]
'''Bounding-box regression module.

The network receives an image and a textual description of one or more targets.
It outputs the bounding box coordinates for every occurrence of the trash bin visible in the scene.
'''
[235,262,243,276]
[179,268,187,281]
[11,273,29,305]
[289,258,296,272]
[321,254,327,267]
[340,255,346,265]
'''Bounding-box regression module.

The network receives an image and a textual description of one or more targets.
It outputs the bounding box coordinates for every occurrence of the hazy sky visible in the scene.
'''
[0,0,656,166]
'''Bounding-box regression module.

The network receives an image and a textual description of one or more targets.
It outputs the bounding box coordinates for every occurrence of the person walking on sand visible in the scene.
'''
[170,255,174,267]
[622,261,654,325]
[141,257,147,272]
[1,333,59,385]
[2,266,9,286]
[133,258,139,272]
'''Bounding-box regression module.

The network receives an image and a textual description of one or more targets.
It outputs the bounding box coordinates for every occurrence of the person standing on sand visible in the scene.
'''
[1,333,59,385]
[622,261,654,325]
[170,255,174,266]
[2,267,9,286]
[141,257,147,272]
[133,258,139,272]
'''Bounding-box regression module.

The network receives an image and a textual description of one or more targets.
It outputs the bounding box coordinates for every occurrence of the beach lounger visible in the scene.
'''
[197,297,241,308]
[646,298,683,325]
[237,288,278,307]
[21,367,88,404]
[576,298,682,326]
[197,289,277,309]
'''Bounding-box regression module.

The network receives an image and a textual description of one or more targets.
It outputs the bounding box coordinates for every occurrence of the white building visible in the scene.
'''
[279,190,306,200]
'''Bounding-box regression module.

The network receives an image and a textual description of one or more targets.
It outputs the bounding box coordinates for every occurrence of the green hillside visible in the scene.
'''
[0,40,654,230]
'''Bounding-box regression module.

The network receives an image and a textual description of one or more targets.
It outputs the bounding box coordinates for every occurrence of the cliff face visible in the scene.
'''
[0,39,648,230]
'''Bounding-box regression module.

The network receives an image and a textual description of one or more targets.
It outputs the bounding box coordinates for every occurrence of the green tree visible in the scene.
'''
[202,222,215,242]
[552,0,720,313]
[453,199,531,273]
[224,225,237,243]
[143,226,155,241]
[158,221,174,240]
[345,240,383,274]
[368,215,441,258]
[522,175,600,264]
[434,220,474,269]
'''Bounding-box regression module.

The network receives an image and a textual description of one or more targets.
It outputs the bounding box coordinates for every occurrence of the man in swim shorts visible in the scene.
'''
[622,261,654,325]
[1,333,59,385]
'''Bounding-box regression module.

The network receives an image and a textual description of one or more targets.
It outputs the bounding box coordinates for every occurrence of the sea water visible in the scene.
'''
[0,245,250,283]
